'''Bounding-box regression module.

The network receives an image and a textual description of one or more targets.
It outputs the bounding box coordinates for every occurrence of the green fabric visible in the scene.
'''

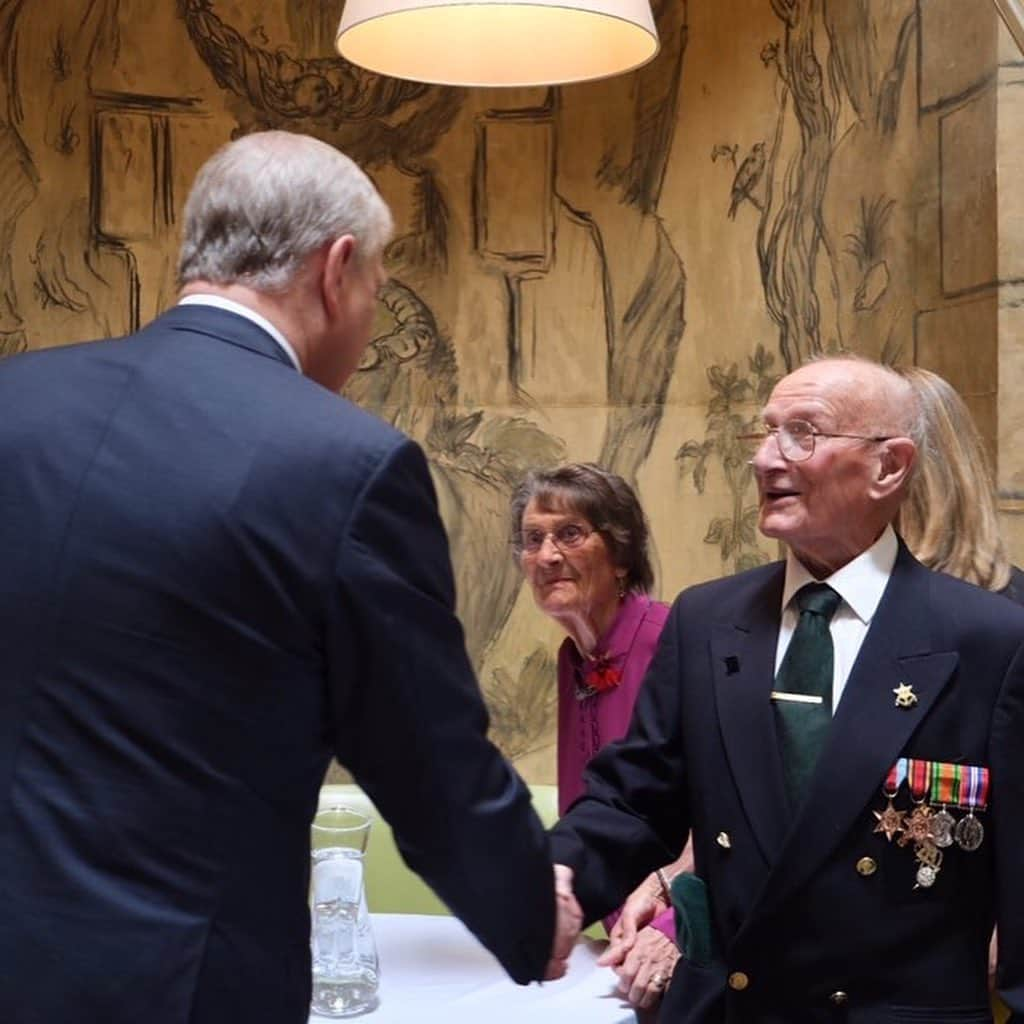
[670,872,716,966]
[772,583,841,809]
[319,783,559,916]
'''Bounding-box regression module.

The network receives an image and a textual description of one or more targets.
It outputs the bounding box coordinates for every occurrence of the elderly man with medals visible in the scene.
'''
[550,357,1024,1023]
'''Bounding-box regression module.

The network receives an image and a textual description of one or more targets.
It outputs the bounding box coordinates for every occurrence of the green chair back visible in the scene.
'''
[318,783,560,916]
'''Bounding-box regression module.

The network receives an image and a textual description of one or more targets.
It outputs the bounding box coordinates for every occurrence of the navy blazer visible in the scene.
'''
[551,544,1024,1023]
[0,306,555,1024]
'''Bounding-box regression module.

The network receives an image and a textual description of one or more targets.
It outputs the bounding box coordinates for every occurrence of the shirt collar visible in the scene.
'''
[781,524,898,624]
[178,294,302,372]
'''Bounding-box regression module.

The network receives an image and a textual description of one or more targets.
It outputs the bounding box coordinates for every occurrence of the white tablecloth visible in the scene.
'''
[310,913,635,1024]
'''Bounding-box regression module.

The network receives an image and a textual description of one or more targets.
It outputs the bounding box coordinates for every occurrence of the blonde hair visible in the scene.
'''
[895,366,1010,591]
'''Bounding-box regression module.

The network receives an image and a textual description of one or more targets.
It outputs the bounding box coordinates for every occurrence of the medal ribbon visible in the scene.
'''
[931,762,957,805]
[884,757,909,795]
[908,758,931,802]
[961,764,990,812]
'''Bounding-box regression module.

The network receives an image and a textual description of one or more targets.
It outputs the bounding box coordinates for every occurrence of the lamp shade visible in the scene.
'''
[335,0,660,87]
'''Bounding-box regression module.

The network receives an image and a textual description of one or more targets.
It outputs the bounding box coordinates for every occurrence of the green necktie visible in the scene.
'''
[773,583,842,810]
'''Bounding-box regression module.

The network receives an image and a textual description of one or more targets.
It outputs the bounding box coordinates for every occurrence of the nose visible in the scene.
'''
[536,533,564,560]
[749,432,784,475]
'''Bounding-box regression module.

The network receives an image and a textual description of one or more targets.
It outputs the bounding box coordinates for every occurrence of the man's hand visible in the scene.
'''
[544,864,583,980]
[605,926,680,1010]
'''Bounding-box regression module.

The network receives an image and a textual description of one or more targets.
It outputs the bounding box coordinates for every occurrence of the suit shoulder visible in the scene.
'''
[923,563,1024,629]
[0,334,124,374]
[1001,565,1024,607]
[232,361,409,467]
[672,560,784,613]
[305,388,406,451]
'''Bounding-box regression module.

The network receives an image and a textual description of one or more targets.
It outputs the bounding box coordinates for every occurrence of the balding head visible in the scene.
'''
[810,356,918,439]
[749,357,918,577]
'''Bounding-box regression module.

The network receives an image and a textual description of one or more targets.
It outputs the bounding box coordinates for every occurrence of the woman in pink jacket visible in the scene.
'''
[511,463,686,1016]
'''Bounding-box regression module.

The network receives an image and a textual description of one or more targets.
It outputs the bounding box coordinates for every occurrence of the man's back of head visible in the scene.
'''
[177,130,392,294]
[176,131,393,392]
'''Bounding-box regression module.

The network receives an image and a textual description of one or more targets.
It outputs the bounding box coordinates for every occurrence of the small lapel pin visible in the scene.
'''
[893,682,918,709]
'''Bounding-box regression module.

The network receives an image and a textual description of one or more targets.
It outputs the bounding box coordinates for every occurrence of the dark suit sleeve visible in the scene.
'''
[550,597,690,923]
[992,638,1024,1021]
[325,437,555,984]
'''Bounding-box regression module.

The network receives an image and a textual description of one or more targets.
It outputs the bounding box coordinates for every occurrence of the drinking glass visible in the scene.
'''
[310,806,379,1017]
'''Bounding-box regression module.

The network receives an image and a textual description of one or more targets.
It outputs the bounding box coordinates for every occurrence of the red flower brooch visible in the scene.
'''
[575,651,623,701]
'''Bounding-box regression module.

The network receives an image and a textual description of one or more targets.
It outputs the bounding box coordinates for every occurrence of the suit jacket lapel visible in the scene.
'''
[749,546,959,920]
[712,566,791,866]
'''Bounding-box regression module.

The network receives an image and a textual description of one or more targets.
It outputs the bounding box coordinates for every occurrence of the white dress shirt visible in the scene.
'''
[178,294,302,372]
[775,524,899,713]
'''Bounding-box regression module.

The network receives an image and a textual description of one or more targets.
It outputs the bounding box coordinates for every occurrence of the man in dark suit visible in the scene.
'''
[552,357,1024,1021]
[0,130,578,1024]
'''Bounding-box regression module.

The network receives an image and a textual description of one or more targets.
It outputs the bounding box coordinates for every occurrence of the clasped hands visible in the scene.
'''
[544,864,680,1011]
[598,870,680,1010]
[544,864,583,979]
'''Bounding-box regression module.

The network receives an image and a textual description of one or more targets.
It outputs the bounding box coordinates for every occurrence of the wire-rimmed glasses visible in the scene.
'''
[736,418,893,463]
[518,522,593,556]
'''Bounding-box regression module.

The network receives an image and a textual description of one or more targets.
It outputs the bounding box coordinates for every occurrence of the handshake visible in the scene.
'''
[542,862,684,1012]
[543,864,584,980]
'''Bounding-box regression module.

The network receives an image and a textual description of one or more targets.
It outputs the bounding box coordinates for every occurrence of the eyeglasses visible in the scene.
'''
[519,522,592,555]
[736,418,893,463]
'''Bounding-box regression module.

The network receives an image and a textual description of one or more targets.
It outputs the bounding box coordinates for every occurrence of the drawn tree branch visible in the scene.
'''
[483,647,558,762]
[587,0,689,489]
[0,0,125,344]
[821,2,916,136]
[756,0,845,371]
[346,279,564,669]
[177,0,464,173]
[675,344,780,573]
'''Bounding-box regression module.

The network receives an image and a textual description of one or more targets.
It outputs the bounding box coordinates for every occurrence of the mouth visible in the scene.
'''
[539,577,575,590]
[762,487,801,505]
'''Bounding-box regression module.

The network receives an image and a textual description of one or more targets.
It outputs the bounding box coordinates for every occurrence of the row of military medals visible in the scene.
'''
[873,758,989,889]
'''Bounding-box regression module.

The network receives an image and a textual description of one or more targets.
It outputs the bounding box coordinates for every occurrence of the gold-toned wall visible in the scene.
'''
[1,0,1018,781]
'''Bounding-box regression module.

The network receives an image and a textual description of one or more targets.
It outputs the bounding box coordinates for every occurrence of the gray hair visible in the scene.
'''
[509,463,655,594]
[177,131,393,292]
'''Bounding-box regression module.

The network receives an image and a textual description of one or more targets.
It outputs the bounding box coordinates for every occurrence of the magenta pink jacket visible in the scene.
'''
[556,593,675,939]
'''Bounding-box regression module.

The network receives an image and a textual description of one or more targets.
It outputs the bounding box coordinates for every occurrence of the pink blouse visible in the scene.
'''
[556,593,675,939]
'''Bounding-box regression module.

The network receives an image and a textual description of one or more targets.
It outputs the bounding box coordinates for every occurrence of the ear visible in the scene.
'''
[320,234,358,317]
[872,437,916,498]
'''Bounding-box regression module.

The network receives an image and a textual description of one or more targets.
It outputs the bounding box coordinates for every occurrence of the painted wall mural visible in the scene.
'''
[0,0,1012,780]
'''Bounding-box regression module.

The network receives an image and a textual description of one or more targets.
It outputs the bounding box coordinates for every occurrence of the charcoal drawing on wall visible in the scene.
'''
[0,0,1003,779]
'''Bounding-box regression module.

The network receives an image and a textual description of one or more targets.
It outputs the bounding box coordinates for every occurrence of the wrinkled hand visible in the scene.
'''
[598,876,666,970]
[544,864,583,980]
[607,925,680,1010]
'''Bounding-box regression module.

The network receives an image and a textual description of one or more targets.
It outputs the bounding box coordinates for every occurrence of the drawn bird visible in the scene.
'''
[728,142,766,219]
[710,143,739,167]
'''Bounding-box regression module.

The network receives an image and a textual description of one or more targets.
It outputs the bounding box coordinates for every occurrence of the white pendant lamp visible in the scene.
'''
[335,0,660,87]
